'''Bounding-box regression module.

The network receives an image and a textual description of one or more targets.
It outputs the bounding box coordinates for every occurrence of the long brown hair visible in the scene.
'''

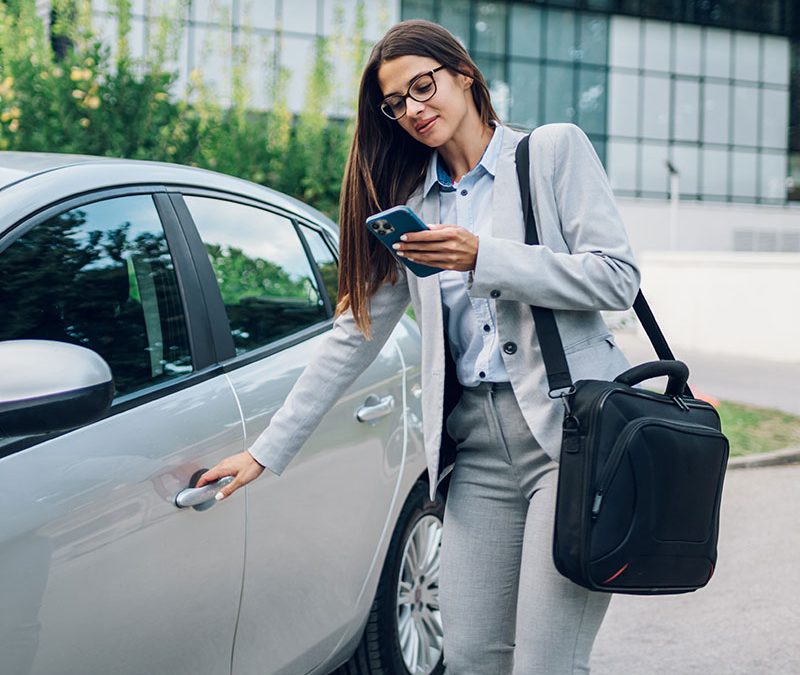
[336,19,500,338]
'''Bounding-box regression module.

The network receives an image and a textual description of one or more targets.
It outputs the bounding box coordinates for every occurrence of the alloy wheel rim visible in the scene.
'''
[396,513,443,674]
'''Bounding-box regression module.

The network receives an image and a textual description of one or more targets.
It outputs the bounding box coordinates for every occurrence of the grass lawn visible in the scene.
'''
[716,400,800,457]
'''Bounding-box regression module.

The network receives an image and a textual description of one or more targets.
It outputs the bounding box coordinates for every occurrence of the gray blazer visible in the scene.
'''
[247,122,641,502]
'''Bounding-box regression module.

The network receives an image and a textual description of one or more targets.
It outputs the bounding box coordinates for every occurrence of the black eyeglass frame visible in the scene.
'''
[379,65,448,120]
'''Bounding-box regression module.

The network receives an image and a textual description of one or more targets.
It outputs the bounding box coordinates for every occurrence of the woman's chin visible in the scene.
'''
[417,127,447,148]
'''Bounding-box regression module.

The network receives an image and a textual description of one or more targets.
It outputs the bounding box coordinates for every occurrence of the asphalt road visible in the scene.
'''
[591,464,800,674]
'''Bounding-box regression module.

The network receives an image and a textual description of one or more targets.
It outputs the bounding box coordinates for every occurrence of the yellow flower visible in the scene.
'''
[85,57,94,66]
[40,71,50,80]
[8,107,21,118]
[0,111,12,123]
[154,92,169,102]
[52,66,63,77]
[79,118,90,128]
[1,76,13,90]
[84,95,101,109]
[70,67,92,82]
[72,89,84,99]
[9,119,19,133]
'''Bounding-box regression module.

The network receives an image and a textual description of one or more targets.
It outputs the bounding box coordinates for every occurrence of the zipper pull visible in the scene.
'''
[672,395,690,412]
[591,491,603,518]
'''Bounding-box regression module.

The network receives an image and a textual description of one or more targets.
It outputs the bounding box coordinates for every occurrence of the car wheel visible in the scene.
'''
[336,481,446,675]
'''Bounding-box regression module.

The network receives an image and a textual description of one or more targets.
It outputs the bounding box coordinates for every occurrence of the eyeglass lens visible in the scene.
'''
[381,72,437,119]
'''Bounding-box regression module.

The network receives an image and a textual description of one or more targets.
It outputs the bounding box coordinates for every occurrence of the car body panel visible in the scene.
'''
[228,331,407,674]
[0,151,429,675]
[0,376,246,675]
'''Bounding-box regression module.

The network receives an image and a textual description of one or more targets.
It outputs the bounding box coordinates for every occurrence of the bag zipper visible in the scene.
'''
[590,416,727,519]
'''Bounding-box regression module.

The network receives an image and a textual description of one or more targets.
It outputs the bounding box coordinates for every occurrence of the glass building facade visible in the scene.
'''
[84,0,798,207]
[402,0,799,206]
[89,0,391,117]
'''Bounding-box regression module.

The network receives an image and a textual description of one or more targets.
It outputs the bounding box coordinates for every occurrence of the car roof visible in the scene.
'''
[0,151,339,237]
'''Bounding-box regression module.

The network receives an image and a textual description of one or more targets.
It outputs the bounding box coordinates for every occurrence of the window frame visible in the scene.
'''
[169,188,338,373]
[0,185,223,459]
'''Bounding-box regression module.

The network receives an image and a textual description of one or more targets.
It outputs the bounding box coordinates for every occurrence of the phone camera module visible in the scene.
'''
[371,219,394,236]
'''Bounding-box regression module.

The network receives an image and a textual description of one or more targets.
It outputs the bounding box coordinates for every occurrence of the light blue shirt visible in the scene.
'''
[423,122,510,387]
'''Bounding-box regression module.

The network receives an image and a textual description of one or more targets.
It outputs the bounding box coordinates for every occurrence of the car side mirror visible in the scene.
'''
[0,340,115,436]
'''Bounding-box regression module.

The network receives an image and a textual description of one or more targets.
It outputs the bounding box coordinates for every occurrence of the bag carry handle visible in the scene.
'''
[514,132,694,399]
[613,360,689,398]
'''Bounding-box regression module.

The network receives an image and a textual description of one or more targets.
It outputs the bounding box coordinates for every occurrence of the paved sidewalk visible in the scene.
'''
[591,464,800,674]
[612,329,800,416]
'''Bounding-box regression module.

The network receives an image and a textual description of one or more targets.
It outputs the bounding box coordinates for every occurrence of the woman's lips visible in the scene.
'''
[416,117,437,134]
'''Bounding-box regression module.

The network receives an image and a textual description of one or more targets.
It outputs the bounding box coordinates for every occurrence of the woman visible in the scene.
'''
[197,19,640,674]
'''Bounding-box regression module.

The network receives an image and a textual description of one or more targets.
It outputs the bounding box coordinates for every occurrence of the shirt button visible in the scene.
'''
[483,324,491,332]
[503,341,517,355]
[479,371,486,378]
[460,189,468,196]
[490,289,501,298]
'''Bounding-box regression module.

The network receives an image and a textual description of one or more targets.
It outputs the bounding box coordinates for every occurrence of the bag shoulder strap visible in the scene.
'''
[513,133,691,396]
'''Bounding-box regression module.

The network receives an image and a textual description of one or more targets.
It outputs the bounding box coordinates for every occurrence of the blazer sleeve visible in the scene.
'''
[246,270,411,475]
[467,123,640,311]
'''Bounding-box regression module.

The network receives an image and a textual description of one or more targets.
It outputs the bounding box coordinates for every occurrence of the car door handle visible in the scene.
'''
[174,475,234,510]
[355,394,395,423]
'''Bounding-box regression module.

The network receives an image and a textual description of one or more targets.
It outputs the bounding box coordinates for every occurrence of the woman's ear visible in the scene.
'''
[456,64,474,89]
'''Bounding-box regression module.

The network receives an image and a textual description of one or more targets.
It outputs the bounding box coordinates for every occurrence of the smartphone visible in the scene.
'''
[365,205,442,277]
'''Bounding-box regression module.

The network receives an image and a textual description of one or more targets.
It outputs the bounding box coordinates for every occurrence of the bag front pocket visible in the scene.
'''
[588,416,729,589]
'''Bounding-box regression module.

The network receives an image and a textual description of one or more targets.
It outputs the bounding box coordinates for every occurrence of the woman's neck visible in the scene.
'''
[437,115,495,184]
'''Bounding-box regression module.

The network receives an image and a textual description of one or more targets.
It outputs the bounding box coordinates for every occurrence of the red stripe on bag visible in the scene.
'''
[603,563,629,584]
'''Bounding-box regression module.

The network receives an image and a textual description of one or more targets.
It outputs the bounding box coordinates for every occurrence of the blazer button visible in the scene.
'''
[490,289,501,298]
[503,341,517,355]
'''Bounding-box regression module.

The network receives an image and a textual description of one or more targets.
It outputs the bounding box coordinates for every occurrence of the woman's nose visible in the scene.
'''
[406,97,426,118]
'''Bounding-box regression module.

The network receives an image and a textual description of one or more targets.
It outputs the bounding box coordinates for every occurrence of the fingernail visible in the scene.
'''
[392,243,400,249]
[397,251,405,257]
[215,492,225,501]
[400,234,407,241]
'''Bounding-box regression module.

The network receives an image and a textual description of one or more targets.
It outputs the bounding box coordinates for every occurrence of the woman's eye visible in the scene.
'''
[413,83,432,94]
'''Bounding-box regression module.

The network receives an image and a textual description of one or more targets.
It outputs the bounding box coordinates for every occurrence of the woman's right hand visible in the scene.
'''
[196,451,266,501]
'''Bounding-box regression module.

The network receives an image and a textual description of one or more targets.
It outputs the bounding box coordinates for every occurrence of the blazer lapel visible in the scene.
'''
[417,185,444,368]
[492,126,527,243]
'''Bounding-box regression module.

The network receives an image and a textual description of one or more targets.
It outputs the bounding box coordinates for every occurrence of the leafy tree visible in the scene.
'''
[0,0,389,220]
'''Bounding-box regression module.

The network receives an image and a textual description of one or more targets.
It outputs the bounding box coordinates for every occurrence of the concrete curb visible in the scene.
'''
[728,446,800,469]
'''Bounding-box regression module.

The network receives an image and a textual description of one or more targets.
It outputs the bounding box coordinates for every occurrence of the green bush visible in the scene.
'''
[0,0,382,220]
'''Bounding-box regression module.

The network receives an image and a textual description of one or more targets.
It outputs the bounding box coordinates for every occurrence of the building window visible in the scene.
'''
[604,16,791,203]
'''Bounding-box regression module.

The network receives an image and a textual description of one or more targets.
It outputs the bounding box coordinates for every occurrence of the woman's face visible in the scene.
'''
[376,55,473,147]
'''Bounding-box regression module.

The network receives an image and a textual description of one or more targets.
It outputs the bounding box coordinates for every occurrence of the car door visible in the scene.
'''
[0,190,246,675]
[175,193,408,675]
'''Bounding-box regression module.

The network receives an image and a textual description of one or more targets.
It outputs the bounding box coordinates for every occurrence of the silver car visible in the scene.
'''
[0,152,447,675]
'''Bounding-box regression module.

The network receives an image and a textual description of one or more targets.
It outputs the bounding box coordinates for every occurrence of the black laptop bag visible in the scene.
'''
[515,135,729,595]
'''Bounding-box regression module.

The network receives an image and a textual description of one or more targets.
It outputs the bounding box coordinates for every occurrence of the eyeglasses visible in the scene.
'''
[380,65,446,120]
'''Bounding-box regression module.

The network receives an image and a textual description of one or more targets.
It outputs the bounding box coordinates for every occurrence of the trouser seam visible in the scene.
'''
[487,389,528,500]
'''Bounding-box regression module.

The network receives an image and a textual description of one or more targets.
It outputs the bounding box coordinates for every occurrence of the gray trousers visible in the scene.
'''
[439,380,611,674]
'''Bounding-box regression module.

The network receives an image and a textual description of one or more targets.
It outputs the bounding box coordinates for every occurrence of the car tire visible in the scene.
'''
[335,480,446,675]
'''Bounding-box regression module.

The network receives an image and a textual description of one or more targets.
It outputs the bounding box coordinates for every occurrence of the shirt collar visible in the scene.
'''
[423,120,503,196]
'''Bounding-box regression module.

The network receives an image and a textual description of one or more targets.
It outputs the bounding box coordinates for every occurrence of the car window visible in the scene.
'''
[183,196,327,356]
[300,224,339,307]
[0,195,193,397]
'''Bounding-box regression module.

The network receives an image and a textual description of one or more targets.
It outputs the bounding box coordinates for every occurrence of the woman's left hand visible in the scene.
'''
[392,223,478,271]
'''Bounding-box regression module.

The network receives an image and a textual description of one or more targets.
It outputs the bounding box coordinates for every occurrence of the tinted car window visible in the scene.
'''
[183,196,327,355]
[300,224,339,306]
[0,195,192,396]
